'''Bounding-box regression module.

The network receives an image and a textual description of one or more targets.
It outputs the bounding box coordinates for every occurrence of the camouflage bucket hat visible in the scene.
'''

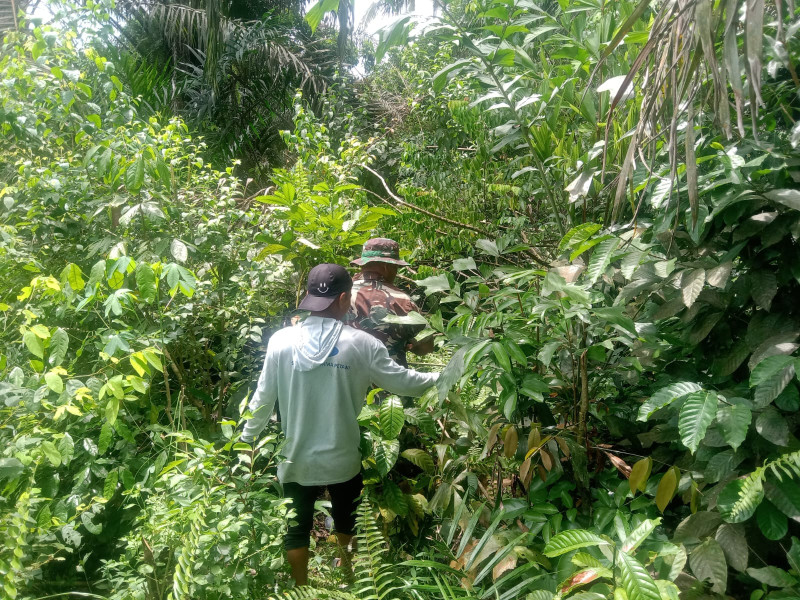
[350,238,409,267]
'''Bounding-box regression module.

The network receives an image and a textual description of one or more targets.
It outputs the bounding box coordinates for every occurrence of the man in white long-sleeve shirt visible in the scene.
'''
[241,263,438,586]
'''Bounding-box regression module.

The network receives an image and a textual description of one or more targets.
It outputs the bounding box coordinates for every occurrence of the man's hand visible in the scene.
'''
[406,334,435,356]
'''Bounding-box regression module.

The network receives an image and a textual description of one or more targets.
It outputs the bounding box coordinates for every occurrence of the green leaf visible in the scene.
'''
[81,510,102,535]
[678,391,718,453]
[681,268,705,308]
[105,396,120,425]
[704,449,745,483]
[756,407,789,446]
[689,539,727,594]
[155,156,171,191]
[622,518,661,553]
[491,342,512,373]
[716,404,751,451]
[135,264,157,302]
[41,441,62,467]
[656,467,679,513]
[432,59,472,93]
[125,156,145,192]
[98,422,113,455]
[57,433,74,467]
[586,237,619,284]
[453,257,477,271]
[718,475,764,523]
[617,551,661,600]
[103,470,118,500]
[401,449,434,473]
[715,524,748,572]
[756,500,788,540]
[542,529,610,557]
[48,328,69,366]
[751,355,796,386]
[765,479,800,519]
[378,396,405,440]
[746,566,797,588]
[638,382,702,421]
[383,480,408,517]
[629,457,652,495]
[416,274,450,294]
[0,457,25,481]
[61,263,85,291]
[44,372,63,394]
[764,189,800,210]
[23,331,44,359]
[374,439,399,476]
[305,0,339,32]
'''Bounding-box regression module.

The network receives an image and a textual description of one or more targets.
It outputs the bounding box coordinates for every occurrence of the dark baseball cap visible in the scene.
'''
[298,264,353,311]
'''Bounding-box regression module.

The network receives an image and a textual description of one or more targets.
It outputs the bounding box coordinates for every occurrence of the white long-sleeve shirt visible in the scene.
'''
[241,316,438,485]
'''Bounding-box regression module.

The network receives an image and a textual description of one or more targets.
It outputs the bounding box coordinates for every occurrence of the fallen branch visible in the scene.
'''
[361,165,550,267]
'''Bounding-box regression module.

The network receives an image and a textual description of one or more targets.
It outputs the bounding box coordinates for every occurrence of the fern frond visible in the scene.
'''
[352,498,405,600]
[271,587,360,600]
[722,449,800,523]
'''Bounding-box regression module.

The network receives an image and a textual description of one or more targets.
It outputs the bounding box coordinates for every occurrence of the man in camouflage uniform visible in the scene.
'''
[348,238,434,367]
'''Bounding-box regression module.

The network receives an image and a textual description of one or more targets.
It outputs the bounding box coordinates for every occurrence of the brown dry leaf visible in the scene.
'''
[541,448,554,471]
[503,426,519,459]
[555,436,570,458]
[492,552,518,581]
[603,450,632,477]
[520,457,533,488]
[537,464,547,482]
[487,423,501,453]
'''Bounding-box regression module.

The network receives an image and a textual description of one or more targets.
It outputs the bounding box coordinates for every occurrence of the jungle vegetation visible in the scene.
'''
[1,0,800,598]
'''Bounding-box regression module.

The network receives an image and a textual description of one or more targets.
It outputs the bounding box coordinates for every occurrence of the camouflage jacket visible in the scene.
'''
[346,272,424,367]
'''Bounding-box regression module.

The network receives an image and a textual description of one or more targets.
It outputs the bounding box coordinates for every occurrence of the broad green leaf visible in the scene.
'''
[755,407,789,446]
[81,510,102,535]
[61,263,85,291]
[656,467,679,513]
[617,551,661,600]
[716,404,751,451]
[673,511,723,543]
[746,566,797,588]
[155,156,171,190]
[136,264,157,302]
[689,539,727,594]
[401,449,434,473]
[125,156,145,192]
[98,422,113,455]
[48,328,69,366]
[491,342,512,373]
[718,475,764,523]
[715,524,748,572]
[0,457,25,481]
[622,518,661,553]
[787,537,800,574]
[764,188,800,210]
[105,396,120,425]
[41,441,62,467]
[704,449,745,483]
[678,391,718,453]
[638,382,702,421]
[432,59,472,93]
[629,457,652,495]
[23,331,44,359]
[681,268,705,308]
[57,433,74,466]
[754,365,795,408]
[453,257,477,271]
[765,479,800,519]
[379,396,405,440]
[416,274,450,294]
[170,239,188,262]
[750,355,795,386]
[586,237,619,284]
[542,529,610,557]
[103,470,118,500]
[756,500,788,540]
[382,480,409,517]
[558,223,602,252]
[374,439,399,476]
[44,372,63,394]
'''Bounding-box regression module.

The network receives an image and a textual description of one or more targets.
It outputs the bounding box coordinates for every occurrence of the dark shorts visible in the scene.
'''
[282,473,363,551]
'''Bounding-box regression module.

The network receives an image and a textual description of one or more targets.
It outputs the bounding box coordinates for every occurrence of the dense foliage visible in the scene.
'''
[2,0,800,599]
